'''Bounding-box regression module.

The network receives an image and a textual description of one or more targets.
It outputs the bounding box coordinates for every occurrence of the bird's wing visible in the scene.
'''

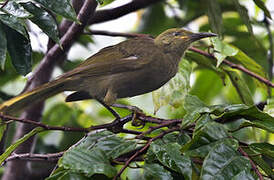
[61,37,160,79]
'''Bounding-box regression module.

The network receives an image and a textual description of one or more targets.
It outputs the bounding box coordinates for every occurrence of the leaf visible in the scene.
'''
[181,121,229,153]
[152,59,191,113]
[59,148,116,177]
[253,0,272,19]
[21,2,60,44]
[182,94,210,128]
[232,0,254,36]
[150,142,192,179]
[250,143,274,159]
[0,14,28,38]
[185,138,238,158]
[3,24,32,75]
[1,0,32,18]
[231,170,256,180]
[242,146,274,178]
[143,163,172,180]
[225,69,254,106]
[33,0,78,22]
[0,23,7,70]
[0,127,44,164]
[230,45,267,82]
[221,105,274,133]
[77,130,137,159]
[206,0,223,36]
[210,37,238,67]
[201,143,252,180]
[100,0,116,7]
[264,98,274,116]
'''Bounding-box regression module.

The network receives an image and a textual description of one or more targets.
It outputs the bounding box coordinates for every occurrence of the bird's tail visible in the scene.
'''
[0,78,69,115]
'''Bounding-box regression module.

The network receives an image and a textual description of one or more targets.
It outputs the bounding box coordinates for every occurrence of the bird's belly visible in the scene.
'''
[114,69,172,98]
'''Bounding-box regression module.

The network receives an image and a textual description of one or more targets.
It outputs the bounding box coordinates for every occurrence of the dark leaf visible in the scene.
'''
[253,0,272,19]
[201,143,253,179]
[34,0,78,22]
[21,2,60,44]
[3,24,32,75]
[59,148,116,177]
[150,142,192,179]
[143,163,172,180]
[0,23,7,69]
[206,0,223,36]
[0,14,28,38]
[1,0,32,18]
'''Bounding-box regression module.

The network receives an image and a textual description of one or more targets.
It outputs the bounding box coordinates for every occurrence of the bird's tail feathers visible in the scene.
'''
[0,79,69,115]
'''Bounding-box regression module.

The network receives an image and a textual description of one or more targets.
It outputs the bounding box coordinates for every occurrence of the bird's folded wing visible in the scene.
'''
[61,38,158,79]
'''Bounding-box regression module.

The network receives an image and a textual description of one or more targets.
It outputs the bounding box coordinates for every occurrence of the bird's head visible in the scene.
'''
[155,28,216,56]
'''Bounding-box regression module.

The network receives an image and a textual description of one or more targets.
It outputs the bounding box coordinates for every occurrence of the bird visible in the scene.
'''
[0,28,216,116]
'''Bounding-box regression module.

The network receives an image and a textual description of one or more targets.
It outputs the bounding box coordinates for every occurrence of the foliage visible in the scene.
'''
[0,0,273,179]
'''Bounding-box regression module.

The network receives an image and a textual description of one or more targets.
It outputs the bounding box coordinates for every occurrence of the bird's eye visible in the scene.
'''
[173,32,181,36]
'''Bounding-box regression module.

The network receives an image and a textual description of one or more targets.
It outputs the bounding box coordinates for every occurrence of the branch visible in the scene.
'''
[189,47,274,88]
[89,0,163,25]
[238,147,264,180]
[113,126,180,180]
[3,152,64,164]
[85,29,151,38]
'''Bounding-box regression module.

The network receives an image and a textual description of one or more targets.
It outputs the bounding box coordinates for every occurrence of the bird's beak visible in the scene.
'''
[188,32,217,41]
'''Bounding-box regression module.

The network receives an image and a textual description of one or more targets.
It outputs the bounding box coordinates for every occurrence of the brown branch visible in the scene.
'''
[238,147,264,180]
[85,29,151,38]
[89,0,164,25]
[113,127,180,180]
[3,152,64,164]
[189,47,274,88]
[0,114,89,132]
[0,0,9,9]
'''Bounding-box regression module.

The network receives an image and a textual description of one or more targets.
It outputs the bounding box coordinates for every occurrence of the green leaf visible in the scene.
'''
[0,127,44,164]
[77,130,137,159]
[232,0,254,36]
[59,148,116,177]
[264,98,274,116]
[152,59,191,113]
[46,169,90,180]
[150,142,192,179]
[225,69,254,106]
[185,138,238,158]
[253,0,272,19]
[99,0,116,7]
[3,25,32,75]
[0,23,7,70]
[241,146,274,178]
[231,170,256,180]
[210,37,238,67]
[182,94,209,128]
[143,163,172,180]
[34,0,78,22]
[250,143,274,159]
[181,121,229,153]
[0,123,7,143]
[206,0,223,36]
[221,105,274,133]
[0,14,28,38]
[1,0,32,18]
[21,2,60,44]
[201,143,252,180]
[230,45,266,83]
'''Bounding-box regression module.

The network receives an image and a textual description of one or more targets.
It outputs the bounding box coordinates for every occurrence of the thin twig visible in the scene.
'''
[238,147,264,180]
[3,152,64,164]
[85,29,152,38]
[189,47,274,87]
[0,0,9,9]
[0,114,89,132]
[113,127,180,180]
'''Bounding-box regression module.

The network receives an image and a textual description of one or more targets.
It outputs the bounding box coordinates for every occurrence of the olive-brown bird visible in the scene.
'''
[0,28,216,115]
